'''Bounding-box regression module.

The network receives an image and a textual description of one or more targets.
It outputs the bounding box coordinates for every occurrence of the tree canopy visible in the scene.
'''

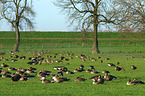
[0,0,35,52]
[113,0,145,32]
[0,0,35,30]
[54,0,121,53]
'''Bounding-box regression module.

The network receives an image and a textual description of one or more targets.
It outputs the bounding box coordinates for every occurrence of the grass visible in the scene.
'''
[1,47,145,96]
[0,31,145,95]
[1,31,145,51]
[0,31,145,39]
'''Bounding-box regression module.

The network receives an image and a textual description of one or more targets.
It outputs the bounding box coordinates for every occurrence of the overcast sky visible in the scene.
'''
[0,0,70,31]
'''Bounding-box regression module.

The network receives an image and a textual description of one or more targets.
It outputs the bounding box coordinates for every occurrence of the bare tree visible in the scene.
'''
[113,0,145,32]
[54,0,120,53]
[0,0,35,52]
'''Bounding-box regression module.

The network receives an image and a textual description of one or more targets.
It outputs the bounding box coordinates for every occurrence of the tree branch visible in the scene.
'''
[19,0,27,18]
[85,0,95,8]
[70,0,93,14]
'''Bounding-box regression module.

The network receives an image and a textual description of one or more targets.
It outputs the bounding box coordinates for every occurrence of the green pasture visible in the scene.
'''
[1,31,145,51]
[0,31,145,39]
[0,32,145,96]
[1,47,145,96]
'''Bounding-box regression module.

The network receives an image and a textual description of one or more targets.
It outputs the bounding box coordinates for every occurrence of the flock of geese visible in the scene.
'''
[0,51,144,85]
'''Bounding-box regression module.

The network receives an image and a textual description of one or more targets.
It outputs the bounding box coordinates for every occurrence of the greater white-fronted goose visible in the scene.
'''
[74,77,87,82]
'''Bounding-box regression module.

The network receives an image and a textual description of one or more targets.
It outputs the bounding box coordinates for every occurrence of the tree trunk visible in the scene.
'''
[92,23,100,54]
[13,25,20,52]
[92,1,100,54]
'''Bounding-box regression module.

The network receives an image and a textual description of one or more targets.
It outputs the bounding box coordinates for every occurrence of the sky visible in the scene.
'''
[0,0,70,31]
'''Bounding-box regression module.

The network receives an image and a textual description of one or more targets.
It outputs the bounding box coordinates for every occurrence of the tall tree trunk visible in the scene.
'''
[13,25,20,52]
[92,23,100,54]
[92,1,100,54]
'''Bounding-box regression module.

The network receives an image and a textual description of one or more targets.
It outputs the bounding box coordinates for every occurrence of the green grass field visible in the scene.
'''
[0,32,145,96]
[1,31,145,51]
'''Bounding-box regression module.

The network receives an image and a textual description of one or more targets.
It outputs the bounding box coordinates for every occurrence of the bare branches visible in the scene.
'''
[19,0,27,18]
[21,15,34,29]
[70,0,93,14]
[55,0,117,31]
[113,0,145,32]
[85,0,95,8]
[0,0,35,30]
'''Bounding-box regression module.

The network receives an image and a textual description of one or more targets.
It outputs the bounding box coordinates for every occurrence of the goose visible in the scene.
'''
[115,66,125,71]
[0,52,5,55]
[89,58,96,61]
[19,56,26,60]
[74,68,84,72]
[53,66,67,72]
[14,55,19,58]
[60,56,65,60]
[32,61,38,65]
[104,73,116,83]
[16,70,24,74]
[1,63,8,68]
[102,70,110,74]
[80,54,85,58]
[127,80,137,85]
[41,60,46,64]
[26,69,36,73]
[52,75,69,83]
[2,73,11,78]
[40,69,51,74]
[28,67,37,71]
[105,58,109,60]
[86,69,92,73]
[74,69,80,72]
[80,64,84,69]
[90,70,100,74]
[100,60,103,63]
[27,62,33,65]
[11,59,17,62]
[65,58,69,61]
[20,73,35,80]
[8,67,17,71]
[131,65,137,70]
[97,56,101,59]
[66,70,74,74]
[107,63,115,67]
[11,73,21,83]
[37,71,49,77]
[132,78,144,84]
[89,75,99,81]
[20,76,28,83]
[74,77,86,82]
[55,60,62,63]
[42,79,54,83]
[89,66,95,70]
[0,57,4,59]
[93,75,105,85]
[18,68,27,72]
[69,57,73,59]
[41,77,54,83]
[3,59,9,61]
[116,62,120,65]
[1,70,11,74]
[57,71,63,77]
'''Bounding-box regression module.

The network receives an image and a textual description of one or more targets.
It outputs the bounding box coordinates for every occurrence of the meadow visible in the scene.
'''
[0,31,145,96]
